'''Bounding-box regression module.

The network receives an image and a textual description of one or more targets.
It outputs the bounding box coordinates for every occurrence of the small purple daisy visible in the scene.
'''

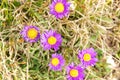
[49,53,65,71]
[78,48,98,67]
[49,0,70,19]
[40,30,62,51]
[20,26,40,43]
[66,63,85,80]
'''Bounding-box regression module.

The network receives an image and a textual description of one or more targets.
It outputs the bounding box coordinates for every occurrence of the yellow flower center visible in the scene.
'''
[55,2,64,13]
[70,69,79,77]
[51,58,59,66]
[83,53,91,61]
[48,36,57,45]
[27,28,38,39]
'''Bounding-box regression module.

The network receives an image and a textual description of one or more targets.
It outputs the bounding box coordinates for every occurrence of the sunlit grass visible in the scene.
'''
[0,0,120,80]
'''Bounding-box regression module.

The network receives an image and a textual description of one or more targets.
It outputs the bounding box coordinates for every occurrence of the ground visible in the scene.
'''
[0,0,120,80]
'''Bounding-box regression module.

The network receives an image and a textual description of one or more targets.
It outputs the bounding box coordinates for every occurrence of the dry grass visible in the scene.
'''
[0,0,120,80]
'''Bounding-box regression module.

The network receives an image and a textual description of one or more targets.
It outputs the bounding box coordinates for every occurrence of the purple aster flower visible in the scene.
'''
[49,0,70,19]
[66,63,85,80]
[78,48,98,67]
[20,26,40,43]
[49,53,65,71]
[40,30,62,51]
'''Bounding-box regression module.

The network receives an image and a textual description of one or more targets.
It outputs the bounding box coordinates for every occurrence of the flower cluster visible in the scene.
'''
[20,26,98,79]
[20,0,98,80]
[20,26,62,51]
